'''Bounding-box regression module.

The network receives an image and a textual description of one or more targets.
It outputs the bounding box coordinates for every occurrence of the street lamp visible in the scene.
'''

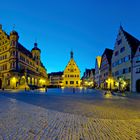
[106,77,113,91]
[11,77,17,89]
[118,78,127,92]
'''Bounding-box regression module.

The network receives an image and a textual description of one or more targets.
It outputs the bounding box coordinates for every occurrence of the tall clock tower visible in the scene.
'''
[63,51,81,87]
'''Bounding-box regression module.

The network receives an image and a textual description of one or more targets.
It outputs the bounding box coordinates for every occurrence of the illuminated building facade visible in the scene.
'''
[132,45,140,92]
[112,26,140,91]
[100,48,113,89]
[63,51,81,87]
[48,72,63,88]
[95,56,101,88]
[0,24,48,89]
[81,68,95,88]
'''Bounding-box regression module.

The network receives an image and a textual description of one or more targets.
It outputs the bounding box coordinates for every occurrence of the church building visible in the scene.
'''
[63,51,81,87]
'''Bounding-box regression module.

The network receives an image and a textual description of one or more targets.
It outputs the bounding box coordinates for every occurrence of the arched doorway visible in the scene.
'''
[136,79,140,93]
[0,79,2,89]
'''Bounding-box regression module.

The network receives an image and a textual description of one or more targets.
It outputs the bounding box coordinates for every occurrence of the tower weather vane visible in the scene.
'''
[13,24,16,30]
[35,38,37,43]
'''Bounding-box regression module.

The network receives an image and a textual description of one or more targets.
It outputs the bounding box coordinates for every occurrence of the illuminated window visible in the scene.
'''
[20,55,25,61]
[70,81,74,84]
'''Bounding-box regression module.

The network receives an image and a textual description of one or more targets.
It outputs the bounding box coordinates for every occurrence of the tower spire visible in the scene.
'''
[70,51,73,59]
[0,24,2,30]
[13,24,15,30]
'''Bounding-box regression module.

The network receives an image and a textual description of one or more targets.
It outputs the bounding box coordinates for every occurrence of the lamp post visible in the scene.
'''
[110,79,111,91]
[107,77,113,92]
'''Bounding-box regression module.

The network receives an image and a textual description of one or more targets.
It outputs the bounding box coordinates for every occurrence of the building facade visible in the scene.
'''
[100,48,113,89]
[63,51,81,87]
[0,24,48,89]
[48,72,63,88]
[81,68,95,88]
[132,45,140,92]
[95,56,101,88]
[112,26,140,91]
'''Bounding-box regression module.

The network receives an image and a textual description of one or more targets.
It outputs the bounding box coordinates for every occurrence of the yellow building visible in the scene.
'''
[0,24,48,89]
[63,51,81,87]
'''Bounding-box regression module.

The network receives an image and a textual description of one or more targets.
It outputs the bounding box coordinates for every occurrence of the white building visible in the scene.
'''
[132,45,140,92]
[112,26,140,91]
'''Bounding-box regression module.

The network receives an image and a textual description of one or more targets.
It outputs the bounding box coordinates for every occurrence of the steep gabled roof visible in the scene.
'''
[64,58,80,73]
[96,56,102,68]
[102,48,113,65]
[48,71,63,78]
[91,68,95,74]
[18,43,33,58]
[121,26,140,56]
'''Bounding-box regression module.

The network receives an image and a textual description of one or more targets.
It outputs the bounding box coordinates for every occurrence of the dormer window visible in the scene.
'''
[117,39,122,45]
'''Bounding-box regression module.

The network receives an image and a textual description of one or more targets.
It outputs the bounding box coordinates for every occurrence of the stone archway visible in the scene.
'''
[136,79,140,93]
[20,76,26,85]
[0,79,2,89]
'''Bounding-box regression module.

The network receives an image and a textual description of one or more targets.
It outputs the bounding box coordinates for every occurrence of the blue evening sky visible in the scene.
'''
[1,0,140,76]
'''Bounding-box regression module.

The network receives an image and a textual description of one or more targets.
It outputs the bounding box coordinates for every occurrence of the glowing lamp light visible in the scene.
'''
[85,81,88,84]
[11,77,16,83]
[115,82,119,87]
[39,79,45,84]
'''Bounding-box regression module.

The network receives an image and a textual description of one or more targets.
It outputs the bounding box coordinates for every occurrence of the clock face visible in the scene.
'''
[70,68,74,72]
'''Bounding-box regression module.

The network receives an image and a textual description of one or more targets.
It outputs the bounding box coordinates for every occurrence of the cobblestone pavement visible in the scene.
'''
[0,91,140,140]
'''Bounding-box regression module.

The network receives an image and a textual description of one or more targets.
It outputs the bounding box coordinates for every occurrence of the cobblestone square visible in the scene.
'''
[0,89,140,140]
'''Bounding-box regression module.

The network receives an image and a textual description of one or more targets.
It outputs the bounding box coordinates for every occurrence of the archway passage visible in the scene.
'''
[0,79,2,89]
[136,79,140,93]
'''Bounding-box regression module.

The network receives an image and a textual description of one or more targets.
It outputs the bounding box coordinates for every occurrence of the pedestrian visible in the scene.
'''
[73,88,75,93]
[45,87,47,92]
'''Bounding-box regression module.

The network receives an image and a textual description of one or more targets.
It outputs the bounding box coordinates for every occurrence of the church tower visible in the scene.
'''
[63,51,81,87]
[31,42,41,65]
[9,30,19,70]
